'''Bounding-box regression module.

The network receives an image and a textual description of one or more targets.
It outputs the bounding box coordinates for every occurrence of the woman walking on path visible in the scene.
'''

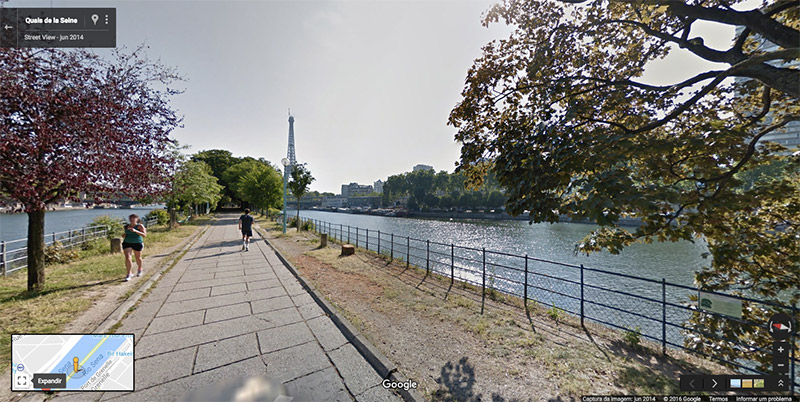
[122,214,147,281]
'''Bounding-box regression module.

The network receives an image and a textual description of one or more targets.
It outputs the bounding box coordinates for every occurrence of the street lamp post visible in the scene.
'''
[281,158,290,233]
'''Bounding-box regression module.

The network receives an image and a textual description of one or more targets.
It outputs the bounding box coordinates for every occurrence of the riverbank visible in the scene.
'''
[0,217,210,375]
[260,224,727,400]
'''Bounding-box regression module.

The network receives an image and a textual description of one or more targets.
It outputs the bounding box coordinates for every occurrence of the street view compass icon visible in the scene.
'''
[768,313,793,340]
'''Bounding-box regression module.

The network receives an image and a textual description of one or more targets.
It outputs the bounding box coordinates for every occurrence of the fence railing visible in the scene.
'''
[0,216,157,276]
[302,217,798,392]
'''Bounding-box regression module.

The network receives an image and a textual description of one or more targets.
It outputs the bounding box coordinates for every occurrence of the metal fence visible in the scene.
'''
[0,216,157,275]
[304,218,798,391]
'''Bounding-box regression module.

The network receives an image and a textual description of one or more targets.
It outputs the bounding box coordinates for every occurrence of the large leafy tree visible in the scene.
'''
[287,164,315,231]
[449,0,798,369]
[236,163,283,212]
[191,149,237,206]
[0,47,181,291]
[222,158,266,204]
[166,160,223,227]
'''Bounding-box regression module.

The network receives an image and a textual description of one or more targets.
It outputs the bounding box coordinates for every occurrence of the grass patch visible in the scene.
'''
[0,217,210,368]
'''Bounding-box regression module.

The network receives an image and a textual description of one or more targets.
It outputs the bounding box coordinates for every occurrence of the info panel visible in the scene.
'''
[0,8,116,48]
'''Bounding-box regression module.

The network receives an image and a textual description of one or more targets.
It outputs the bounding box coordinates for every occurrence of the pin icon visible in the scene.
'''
[73,357,79,373]
[90,14,99,25]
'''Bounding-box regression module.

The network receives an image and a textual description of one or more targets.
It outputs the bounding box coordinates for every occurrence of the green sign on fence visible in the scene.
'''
[698,291,743,319]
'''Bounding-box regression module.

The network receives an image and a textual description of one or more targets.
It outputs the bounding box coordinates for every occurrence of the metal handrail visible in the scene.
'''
[304,216,798,390]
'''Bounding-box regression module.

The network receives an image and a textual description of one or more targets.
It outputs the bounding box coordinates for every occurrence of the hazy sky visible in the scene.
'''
[6,0,743,193]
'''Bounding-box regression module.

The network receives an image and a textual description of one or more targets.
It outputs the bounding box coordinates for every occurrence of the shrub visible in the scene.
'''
[146,209,169,225]
[624,326,642,349]
[89,215,125,239]
[547,303,560,322]
[45,241,80,265]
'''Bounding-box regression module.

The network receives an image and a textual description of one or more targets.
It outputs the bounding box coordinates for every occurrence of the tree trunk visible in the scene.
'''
[296,199,301,232]
[168,204,178,228]
[27,209,46,291]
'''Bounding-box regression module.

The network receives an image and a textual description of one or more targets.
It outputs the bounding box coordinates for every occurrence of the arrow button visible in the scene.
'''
[680,375,703,391]
[3,25,12,31]
[703,376,726,391]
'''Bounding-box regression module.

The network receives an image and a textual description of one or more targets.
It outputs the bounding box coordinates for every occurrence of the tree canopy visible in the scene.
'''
[167,160,223,226]
[449,0,798,370]
[0,47,182,290]
[288,164,315,230]
[382,169,506,211]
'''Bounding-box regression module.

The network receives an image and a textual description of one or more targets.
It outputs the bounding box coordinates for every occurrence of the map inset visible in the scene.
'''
[11,334,134,391]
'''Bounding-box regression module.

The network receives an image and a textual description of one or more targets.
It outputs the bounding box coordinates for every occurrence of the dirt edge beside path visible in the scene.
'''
[263,225,730,401]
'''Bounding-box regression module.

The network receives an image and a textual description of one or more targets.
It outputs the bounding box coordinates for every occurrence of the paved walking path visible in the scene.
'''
[95,214,399,401]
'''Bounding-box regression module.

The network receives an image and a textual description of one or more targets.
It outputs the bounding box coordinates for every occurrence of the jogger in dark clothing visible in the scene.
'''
[239,209,255,251]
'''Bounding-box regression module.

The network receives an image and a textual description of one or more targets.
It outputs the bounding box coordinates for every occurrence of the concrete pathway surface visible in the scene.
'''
[77,214,398,402]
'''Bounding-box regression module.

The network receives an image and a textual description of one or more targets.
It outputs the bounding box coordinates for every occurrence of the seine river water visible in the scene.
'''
[295,210,710,286]
[0,207,160,243]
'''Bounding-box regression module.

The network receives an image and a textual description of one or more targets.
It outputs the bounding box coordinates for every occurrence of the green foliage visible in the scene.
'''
[167,160,223,226]
[146,209,169,225]
[288,163,315,201]
[236,162,283,211]
[547,304,560,322]
[44,242,80,266]
[288,163,315,231]
[171,160,223,208]
[450,0,799,370]
[90,215,125,239]
[382,169,506,210]
[287,217,314,231]
[624,326,642,349]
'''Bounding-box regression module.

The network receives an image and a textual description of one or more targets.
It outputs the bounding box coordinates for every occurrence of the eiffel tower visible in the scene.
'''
[286,113,297,166]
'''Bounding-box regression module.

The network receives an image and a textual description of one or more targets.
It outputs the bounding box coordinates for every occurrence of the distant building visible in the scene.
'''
[322,196,347,208]
[340,182,373,197]
[373,180,384,194]
[413,164,434,172]
[348,196,381,208]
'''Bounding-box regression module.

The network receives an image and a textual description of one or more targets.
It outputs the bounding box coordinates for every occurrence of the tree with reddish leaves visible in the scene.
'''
[0,47,183,291]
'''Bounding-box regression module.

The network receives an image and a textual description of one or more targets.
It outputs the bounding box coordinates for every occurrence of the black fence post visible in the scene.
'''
[481,247,486,314]
[378,231,381,255]
[426,240,430,274]
[390,233,394,261]
[662,278,667,356]
[406,237,410,268]
[791,303,796,395]
[0,240,5,276]
[524,255,528,305]
[366,229,369,251]
[450,244,455,286]
[356,227,359,248]
[580,264,585,327]
[340,224,343,241]
[347,225,350,244]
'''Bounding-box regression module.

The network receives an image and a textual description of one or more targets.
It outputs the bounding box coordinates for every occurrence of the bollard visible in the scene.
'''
[320,233,328,248]
[110,238,122,253]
